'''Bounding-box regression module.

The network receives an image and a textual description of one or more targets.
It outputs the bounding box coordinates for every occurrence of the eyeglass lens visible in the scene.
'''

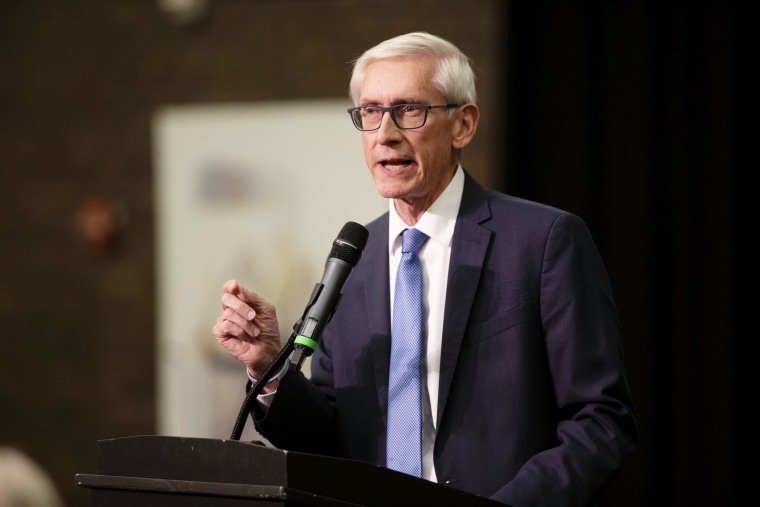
[352,105,428,130]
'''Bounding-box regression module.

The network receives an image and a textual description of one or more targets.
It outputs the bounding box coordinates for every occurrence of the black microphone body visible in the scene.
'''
[290,222,368,371]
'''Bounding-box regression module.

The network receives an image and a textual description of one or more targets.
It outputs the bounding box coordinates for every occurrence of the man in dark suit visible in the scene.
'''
[213,32,637,507]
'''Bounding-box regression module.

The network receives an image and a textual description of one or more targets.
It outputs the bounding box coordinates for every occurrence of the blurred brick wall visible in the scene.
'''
[0,1,506,505]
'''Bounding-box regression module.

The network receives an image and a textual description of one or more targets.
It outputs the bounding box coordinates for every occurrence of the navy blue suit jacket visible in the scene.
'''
[255,171,637,507]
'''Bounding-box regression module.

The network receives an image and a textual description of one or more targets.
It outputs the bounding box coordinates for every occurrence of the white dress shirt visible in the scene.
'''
[388,165,464,482]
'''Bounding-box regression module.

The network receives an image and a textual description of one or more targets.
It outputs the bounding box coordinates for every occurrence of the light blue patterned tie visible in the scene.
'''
[386,228,429,477]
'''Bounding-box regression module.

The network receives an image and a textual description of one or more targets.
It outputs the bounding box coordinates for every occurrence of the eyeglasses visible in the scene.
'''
[347,103,459,131]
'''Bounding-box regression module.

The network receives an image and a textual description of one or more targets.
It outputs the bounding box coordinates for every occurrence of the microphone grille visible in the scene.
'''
[331,221,369,267]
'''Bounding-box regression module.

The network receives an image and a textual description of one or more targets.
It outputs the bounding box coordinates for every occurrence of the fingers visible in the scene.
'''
[221,291,257,324]
[214,280,282,371]
[222,303,260,338]
[218,280,278,340]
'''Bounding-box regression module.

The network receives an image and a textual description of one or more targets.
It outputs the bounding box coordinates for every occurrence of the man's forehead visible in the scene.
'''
[360,58,441,103]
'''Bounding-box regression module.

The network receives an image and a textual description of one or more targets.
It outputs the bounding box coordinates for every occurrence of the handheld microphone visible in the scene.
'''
[290,221,369,371]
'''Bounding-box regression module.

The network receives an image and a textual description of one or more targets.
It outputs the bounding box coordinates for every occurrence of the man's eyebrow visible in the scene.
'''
[358,100,424,107]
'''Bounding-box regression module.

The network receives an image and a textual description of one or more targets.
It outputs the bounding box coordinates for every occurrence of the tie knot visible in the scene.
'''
[401,228,429,255]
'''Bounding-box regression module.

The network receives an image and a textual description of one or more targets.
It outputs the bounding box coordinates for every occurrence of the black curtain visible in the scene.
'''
[505,2,757,505]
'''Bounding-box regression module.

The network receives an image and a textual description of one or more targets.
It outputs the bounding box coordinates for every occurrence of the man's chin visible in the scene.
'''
[371,175,405,199]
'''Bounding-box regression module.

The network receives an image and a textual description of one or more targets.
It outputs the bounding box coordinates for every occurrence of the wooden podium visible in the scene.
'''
[75,435,504,506]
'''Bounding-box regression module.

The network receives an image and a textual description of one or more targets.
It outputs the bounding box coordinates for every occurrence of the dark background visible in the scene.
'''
[0,1,754,506]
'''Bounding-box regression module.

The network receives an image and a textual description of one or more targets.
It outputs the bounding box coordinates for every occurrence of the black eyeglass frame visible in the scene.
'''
[347,103,460,131]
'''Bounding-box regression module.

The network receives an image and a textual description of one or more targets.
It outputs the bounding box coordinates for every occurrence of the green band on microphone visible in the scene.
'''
[295,335,318,352]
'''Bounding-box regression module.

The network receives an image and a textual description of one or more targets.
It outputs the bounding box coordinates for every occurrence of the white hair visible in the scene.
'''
[349,32,477,106]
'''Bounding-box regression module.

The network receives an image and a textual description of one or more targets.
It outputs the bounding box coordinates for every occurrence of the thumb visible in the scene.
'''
[223,279,270,310]
[223,279,244,295]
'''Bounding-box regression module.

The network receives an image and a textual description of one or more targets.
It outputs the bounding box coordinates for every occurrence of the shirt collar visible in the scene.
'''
[388,165,464,249]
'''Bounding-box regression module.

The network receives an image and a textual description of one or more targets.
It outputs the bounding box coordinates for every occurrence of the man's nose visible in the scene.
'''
[376,110,401,138]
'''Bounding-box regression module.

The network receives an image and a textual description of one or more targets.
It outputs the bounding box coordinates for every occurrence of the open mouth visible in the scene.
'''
[381,159,413,171]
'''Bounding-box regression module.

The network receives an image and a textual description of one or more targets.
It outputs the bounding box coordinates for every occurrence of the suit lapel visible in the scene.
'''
[436,172,492,424]
[361,217,392,415]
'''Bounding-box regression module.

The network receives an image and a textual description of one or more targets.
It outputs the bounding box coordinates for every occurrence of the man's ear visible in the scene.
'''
[452,103,480,149]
